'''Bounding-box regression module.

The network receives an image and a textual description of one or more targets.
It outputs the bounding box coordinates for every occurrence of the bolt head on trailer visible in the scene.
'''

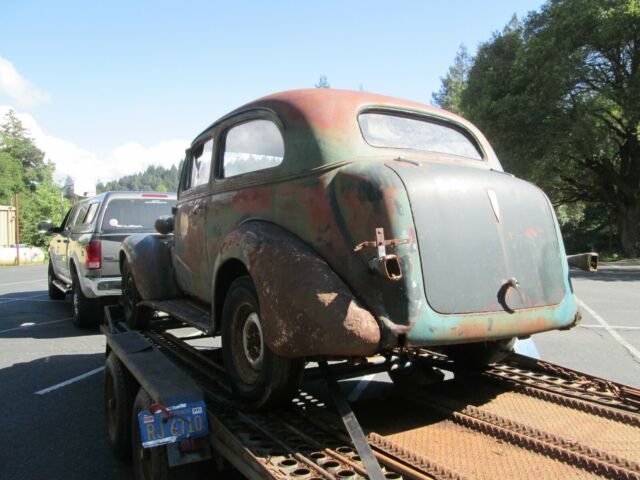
[119,89,586,407]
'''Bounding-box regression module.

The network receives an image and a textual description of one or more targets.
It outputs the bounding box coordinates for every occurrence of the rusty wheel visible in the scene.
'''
[122,259,152,330]
[222,276,304,409]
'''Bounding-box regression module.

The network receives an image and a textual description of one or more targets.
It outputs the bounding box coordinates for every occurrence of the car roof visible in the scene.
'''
[81,191,177,203]
[192,89,498,172]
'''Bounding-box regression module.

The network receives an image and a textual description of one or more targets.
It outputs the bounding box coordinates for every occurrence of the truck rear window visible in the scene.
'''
[101,198,176,234]
[358,112,483,160]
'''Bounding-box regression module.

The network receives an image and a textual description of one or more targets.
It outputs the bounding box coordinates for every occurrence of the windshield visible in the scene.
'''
[359,112,483,160]
[100,198,175,233]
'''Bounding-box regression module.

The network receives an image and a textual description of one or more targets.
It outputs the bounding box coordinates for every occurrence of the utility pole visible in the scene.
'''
[14,192,20,266]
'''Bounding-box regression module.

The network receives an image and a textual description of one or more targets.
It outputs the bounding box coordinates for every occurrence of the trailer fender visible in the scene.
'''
[120,234,181,300]
[215,221,381,358]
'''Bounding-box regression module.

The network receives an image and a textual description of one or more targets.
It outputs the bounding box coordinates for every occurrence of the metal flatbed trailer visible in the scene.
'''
[101,306,640,480]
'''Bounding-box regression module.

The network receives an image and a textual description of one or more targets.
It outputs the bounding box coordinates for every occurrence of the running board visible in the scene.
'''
[52,279,72,294]
[140,299,212,334]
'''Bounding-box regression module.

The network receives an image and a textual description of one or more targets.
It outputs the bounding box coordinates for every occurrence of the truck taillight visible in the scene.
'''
[86,241,101,270]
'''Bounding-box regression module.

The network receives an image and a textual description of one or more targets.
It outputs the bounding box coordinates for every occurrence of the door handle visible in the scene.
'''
[191,201,206,216]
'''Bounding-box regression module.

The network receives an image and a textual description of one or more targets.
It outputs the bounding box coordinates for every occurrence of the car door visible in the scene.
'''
[53,204,82,283]
[174,137,214,301]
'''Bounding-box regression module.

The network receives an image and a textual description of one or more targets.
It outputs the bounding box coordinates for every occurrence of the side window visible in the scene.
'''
[222,120,284,178]
[81,202,99,226]
[189,138,213,189]
[69,204,88,231]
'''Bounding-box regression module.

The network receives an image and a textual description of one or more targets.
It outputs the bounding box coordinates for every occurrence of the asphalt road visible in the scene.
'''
[0,263,638,479]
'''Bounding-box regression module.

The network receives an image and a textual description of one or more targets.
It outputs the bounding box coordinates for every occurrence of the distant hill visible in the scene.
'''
[96,163,182,193]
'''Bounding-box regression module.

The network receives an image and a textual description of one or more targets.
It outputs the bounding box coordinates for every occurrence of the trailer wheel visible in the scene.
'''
[131,388,197,480]
[105,352,138,461]
[71,268,100,328]
[48,261,66,300]
[444,338,516,369]
[122,259,152,330]
[222,276,304,409]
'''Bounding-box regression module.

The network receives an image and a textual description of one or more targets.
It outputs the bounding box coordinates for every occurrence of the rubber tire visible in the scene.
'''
[71,268,100,328]
[444,338,516,369]
[131,388,198,480]
[121,259,152,330]
[105,352,138,461]
[48,261,66,300]
[222,276,304,409]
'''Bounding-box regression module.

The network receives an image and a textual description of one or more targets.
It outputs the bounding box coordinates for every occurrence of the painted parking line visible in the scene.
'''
[0,278,45,287]
[580,324,640,331]
[0,292,49,305]
[35,367,104,395]
[348,373,377,402]
[576,297,640,362]
[0,317,71,334]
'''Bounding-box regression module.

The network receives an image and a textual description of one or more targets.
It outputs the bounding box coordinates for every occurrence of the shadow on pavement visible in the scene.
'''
[571,267,640,283]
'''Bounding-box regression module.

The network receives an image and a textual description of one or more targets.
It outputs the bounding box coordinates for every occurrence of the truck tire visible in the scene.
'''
[105,353,138,461]
[222,276,304,409]
[48,261,66,300]
[122,259,152,330]
[71,269,100,328]
[443,338,516,369]
[131,388,197,480]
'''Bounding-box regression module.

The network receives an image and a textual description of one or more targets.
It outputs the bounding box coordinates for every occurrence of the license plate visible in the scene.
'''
[138,401,209,448]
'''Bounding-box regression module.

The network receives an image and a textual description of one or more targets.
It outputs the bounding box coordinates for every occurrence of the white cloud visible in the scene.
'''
[0,106,187,196]
[0,57,51,108]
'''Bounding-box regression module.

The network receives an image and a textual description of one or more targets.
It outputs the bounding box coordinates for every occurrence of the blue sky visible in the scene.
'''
[0,1,544,193]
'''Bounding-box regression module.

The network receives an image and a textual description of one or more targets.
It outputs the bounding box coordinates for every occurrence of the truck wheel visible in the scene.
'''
[105,352,138,461]
[48,261,66,300]
[122,259,152,330]
[71,269,100,328]
[131,388,197,480]
[222,276,304,409]
[444,338,516,369]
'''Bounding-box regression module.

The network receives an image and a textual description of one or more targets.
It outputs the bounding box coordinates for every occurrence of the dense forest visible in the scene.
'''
[96,164,181,193]
[432,0,639,258]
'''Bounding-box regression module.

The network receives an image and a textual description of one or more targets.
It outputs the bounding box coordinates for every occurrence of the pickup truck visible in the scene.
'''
[38,191,176,327]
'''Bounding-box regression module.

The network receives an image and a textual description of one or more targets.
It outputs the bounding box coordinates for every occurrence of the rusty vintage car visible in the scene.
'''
[120,89,590,407]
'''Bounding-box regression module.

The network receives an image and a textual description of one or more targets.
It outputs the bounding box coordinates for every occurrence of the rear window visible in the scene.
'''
[100,198,176,234]
[358,112,483,160]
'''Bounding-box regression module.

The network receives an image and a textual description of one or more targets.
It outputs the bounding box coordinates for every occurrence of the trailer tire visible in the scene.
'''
[444,338,516,369]
[222,276,304,409]
[122,259,152,330]
[105,352,138,461]
[131,388,197,480]
[71,268,100,328]
[48,261,66,300]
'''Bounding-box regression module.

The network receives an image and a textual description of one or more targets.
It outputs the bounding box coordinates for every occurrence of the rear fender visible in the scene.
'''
[214,221,381,358]
[120,234,181,300]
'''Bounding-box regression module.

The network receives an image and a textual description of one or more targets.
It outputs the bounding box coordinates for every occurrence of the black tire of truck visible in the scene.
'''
[105,352,138,461]
[222,276,304,409]
[47,261,66,300]
[131,388,198,480]
[71,268,101,328]
[443,337,516,370]
[121,259,152,330]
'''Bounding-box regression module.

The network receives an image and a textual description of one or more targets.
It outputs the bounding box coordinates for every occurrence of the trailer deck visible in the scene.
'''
[102,308,640,480]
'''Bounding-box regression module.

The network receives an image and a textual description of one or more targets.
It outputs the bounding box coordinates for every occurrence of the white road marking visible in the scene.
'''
[0,293,48,305]
[580,324,640,331]
[0,278,45,287]
[35,367,104,395]
[0,317,71,334]
[347,373,377,402]
[576,297,640,362]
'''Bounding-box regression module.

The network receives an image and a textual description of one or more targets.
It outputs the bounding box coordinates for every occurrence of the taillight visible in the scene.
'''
[86,241,101,270]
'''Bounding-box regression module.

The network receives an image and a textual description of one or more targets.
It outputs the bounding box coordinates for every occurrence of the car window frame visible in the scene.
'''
[179,136,214,199]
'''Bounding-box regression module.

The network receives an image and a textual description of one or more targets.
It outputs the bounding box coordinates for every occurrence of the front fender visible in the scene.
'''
[215,221,381,358]
[121,234,181,300]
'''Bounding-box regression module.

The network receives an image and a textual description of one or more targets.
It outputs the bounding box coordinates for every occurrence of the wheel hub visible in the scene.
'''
[242,312,264,370]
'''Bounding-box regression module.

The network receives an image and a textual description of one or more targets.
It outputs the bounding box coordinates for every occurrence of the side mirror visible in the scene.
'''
[37,220,54,234]
[154,215,174,235]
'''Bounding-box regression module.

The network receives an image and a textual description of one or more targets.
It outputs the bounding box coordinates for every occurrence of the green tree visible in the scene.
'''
[460,0,640,256]
[431,44,472,115]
